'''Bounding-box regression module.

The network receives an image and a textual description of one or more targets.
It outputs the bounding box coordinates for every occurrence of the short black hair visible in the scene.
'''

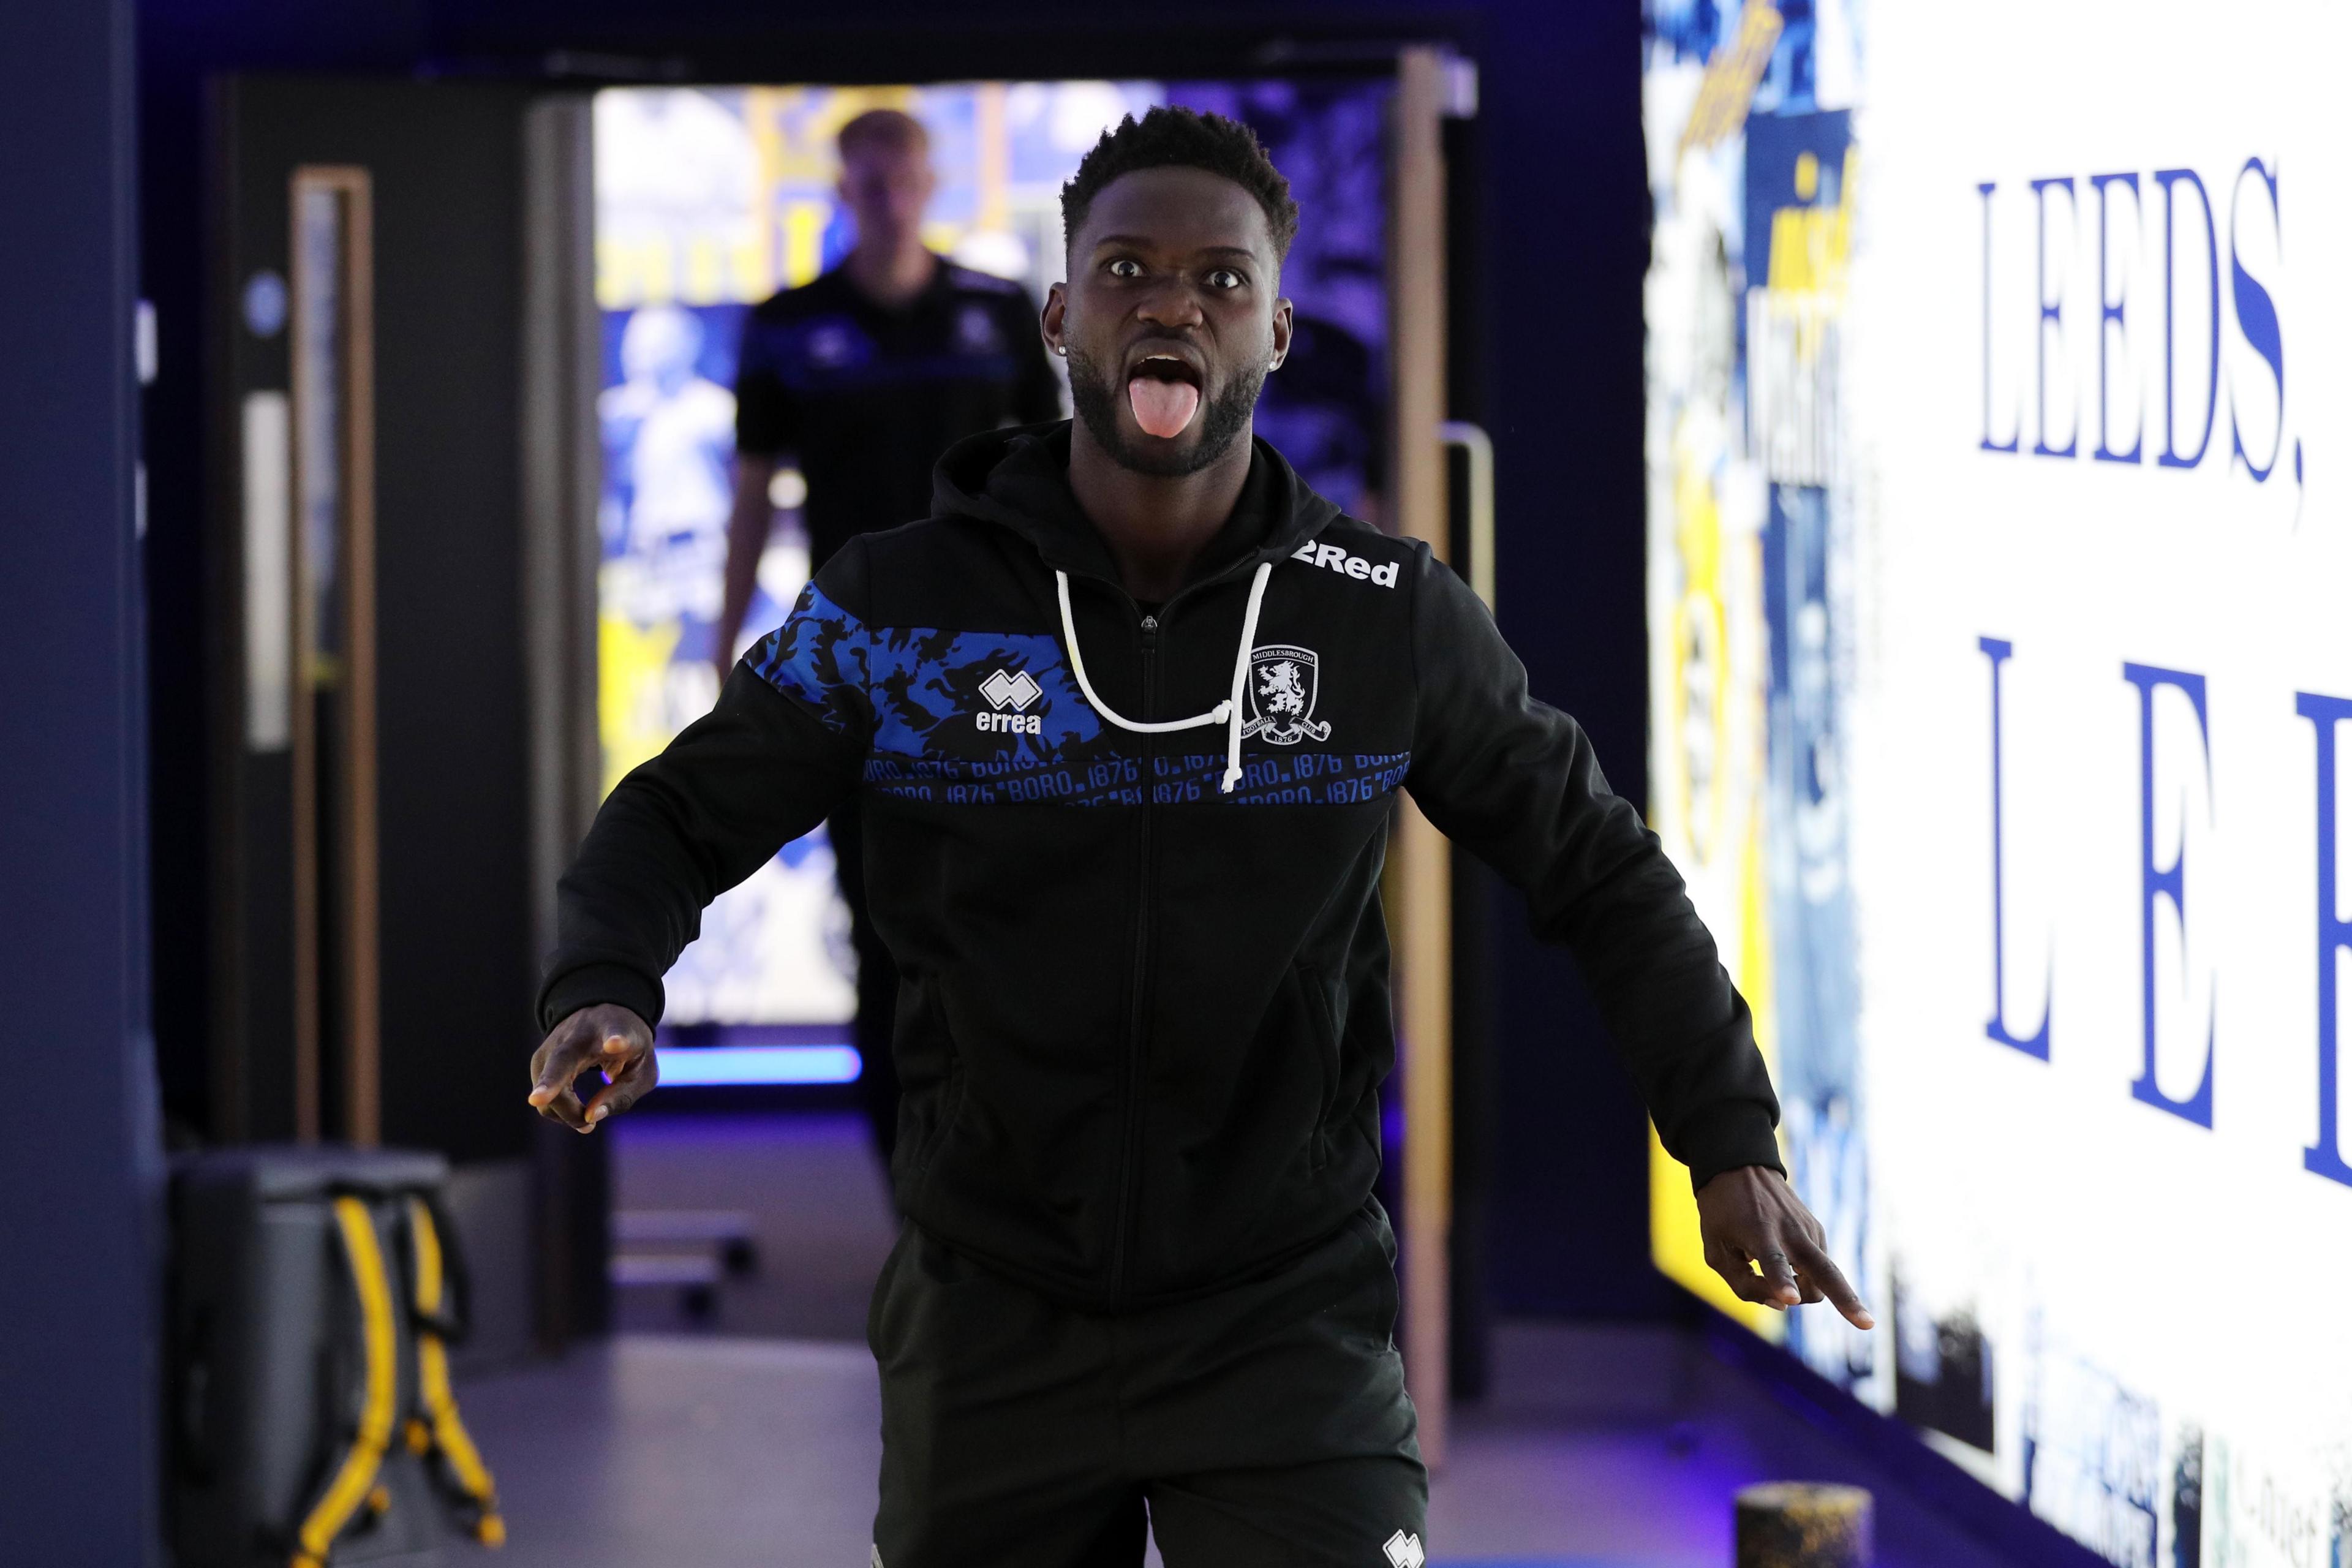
[1061,107,1299,262]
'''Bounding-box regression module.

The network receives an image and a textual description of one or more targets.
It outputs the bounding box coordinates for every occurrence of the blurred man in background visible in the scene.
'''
[716,108,1063,1164]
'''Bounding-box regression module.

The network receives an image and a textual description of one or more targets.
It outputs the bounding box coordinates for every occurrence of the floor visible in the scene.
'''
[455,1327,2006,1568]
[609,1109,896,1340]
[453,1109,2013,1567]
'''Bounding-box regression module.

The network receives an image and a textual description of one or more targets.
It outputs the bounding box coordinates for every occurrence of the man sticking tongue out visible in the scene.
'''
[530,105,1863,1568]
[1129,371,1200,440]
[1044,147,1291,606]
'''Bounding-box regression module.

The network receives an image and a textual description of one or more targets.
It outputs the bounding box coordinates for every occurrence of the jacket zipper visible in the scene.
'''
[1074,566,1264,1306]
[1106,606,1159,1308]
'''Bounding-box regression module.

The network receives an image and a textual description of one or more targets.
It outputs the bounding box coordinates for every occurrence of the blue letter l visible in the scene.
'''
[1982,637,2049,1058]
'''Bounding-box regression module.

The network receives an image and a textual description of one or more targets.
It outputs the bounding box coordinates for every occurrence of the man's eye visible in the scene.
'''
[1205,269,1245,290]
[1107,258,1143,278]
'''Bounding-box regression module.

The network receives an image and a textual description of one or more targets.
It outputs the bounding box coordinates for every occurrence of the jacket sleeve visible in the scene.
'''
[535,568,874,1033]
[1401,549,1783,1189]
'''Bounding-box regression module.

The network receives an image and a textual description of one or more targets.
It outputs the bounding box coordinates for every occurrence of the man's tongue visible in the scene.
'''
[1128,375,1200,440]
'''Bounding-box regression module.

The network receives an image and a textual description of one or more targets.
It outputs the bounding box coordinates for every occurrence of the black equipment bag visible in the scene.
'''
[168,1147,506,1567]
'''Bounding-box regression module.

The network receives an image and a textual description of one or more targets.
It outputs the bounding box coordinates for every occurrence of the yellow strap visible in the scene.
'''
[406,1198,504,1544]
[292,1197,399,1567]
[408,1194,444,1313]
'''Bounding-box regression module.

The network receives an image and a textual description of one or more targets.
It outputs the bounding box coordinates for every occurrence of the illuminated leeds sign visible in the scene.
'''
[1972,154,2342,1182]
[1645,1,2352,1562]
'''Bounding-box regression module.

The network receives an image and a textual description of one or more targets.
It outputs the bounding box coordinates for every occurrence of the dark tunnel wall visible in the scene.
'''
[1463,0,1676,1321]
[1,0,161,1558]
[212,75,542,1160]
[135,0,1670,1321]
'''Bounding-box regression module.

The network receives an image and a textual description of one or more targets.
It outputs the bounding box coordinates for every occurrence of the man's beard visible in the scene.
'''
[1067,347,1265,477]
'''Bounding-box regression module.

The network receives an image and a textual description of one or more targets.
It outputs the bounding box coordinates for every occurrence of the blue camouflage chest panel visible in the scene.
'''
[750,584,1411,808]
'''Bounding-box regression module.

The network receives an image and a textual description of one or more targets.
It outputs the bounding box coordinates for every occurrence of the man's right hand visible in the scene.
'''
[527,1003,658,1133]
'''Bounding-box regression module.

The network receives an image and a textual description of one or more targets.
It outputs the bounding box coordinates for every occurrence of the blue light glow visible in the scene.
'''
[653,1044,862,1086]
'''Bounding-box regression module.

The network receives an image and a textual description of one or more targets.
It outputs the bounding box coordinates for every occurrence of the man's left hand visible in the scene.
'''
[1694,1164,1874,1329]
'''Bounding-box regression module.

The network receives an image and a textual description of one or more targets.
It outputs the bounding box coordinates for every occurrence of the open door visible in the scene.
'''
[208,77,605,1360]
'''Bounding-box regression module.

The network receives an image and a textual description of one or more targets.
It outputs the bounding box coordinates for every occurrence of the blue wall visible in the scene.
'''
[1466,0,1676,1321]
[0,0,164,1558]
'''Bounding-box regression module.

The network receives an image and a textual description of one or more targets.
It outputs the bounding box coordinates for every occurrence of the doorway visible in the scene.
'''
[586,73,1404,1345]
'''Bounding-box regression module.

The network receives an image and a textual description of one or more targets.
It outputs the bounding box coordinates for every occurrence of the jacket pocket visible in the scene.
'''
[901,972,966,1174]
[916,1049,965,1173]
[1296,963,1345,1171]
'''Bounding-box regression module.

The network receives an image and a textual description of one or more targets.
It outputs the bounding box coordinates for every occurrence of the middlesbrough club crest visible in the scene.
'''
[1243,644,1330,745]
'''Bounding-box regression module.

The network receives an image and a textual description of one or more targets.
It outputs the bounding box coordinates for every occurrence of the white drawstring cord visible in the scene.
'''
[1054,570,1230,735]
[1221,563,1274,791]
[1054,562,1276,794]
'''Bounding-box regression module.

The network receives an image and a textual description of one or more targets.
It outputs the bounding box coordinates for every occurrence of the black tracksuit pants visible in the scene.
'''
[868,1202,1427,1568]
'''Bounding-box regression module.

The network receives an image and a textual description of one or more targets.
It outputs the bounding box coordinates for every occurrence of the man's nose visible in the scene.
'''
[1134,279,1207,330]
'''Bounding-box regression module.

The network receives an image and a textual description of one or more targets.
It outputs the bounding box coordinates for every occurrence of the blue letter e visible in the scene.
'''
[2124,663,2214,1128]
[2296,692,2352,1186]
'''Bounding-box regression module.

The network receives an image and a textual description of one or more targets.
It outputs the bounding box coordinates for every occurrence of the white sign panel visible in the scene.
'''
[1645,4,2352,1562]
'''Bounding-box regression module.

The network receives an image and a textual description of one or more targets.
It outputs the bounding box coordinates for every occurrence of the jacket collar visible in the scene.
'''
[929,420,1344,592]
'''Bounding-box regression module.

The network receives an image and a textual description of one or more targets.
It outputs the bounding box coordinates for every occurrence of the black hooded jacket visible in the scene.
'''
[540,422,1782,1310]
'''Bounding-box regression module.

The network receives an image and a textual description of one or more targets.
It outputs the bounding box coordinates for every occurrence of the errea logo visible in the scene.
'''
[1382,1529,1425,1568]
[1292,538,1400,588]
[977,668,1042,734]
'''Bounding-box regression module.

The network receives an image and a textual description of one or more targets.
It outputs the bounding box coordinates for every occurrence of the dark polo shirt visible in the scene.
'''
[734,260,1063,572]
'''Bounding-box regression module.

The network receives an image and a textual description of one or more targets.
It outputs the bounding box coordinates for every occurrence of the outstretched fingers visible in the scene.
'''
[1790,1234,1874,1329]
[1692,1165,1875,1327]
[530,1008,658,1133]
